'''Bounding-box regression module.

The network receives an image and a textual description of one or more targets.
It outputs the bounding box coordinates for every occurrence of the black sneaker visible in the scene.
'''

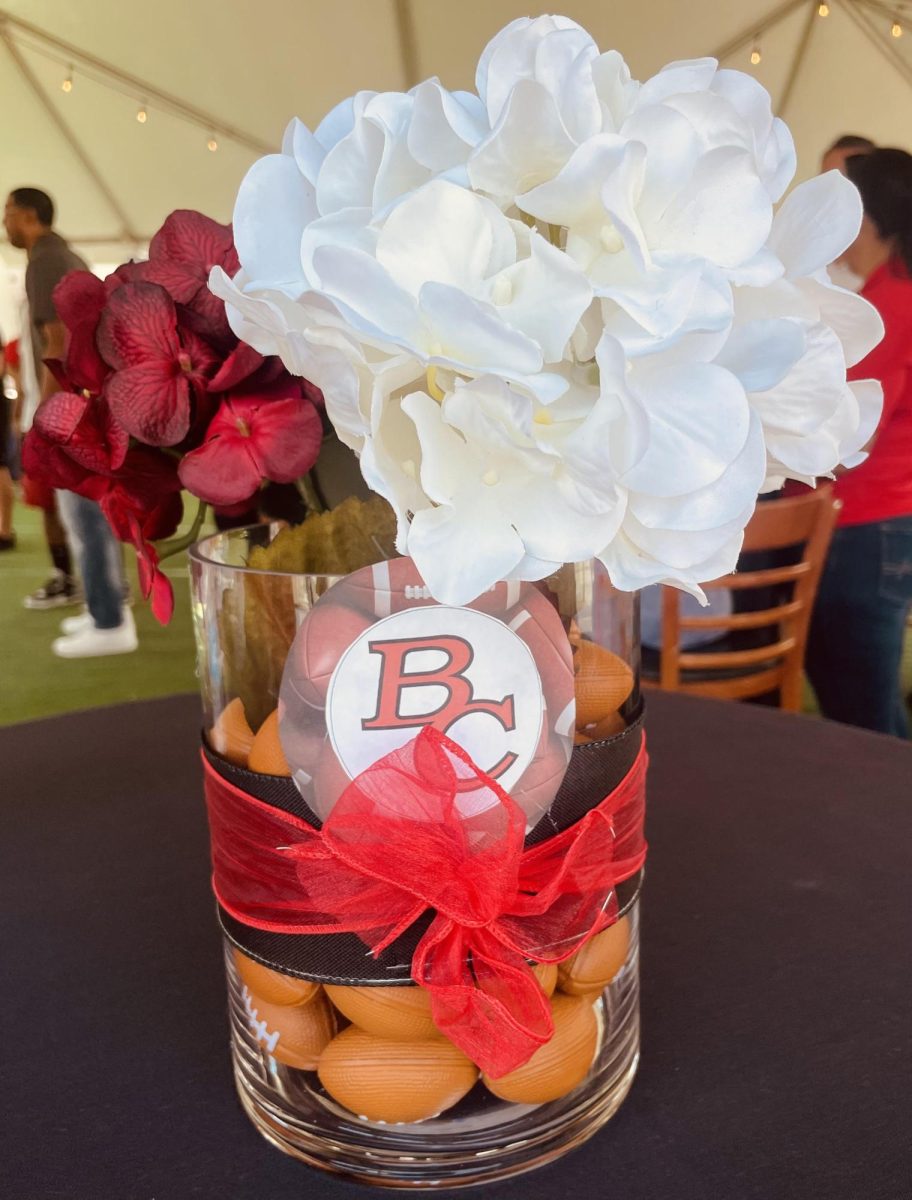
[0,533,16,551]
[23,573,85,610]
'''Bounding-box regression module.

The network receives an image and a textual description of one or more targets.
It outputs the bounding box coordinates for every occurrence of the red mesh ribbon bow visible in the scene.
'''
[204,727,647,1077]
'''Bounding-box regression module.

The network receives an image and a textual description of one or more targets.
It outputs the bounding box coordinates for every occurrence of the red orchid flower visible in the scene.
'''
[81,446,184,541]
[52,271,110,395]
[21,423,93,492]
[134,534,175,624]
[79,447,184,624]
[97,281,220,446]
[137,210,239,344]
[32,390,129,475]
[178,381,322,506]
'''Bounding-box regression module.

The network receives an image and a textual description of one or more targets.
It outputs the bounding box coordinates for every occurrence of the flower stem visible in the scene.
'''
[156,498,208,562]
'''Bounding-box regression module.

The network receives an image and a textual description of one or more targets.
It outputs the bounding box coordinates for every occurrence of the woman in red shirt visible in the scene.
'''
[806,149,912,737]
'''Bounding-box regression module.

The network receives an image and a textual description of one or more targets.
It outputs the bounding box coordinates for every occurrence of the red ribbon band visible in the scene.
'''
[203,727,647,1077]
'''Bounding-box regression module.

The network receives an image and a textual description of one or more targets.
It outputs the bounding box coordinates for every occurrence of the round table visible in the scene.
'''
[3,693,910,1200]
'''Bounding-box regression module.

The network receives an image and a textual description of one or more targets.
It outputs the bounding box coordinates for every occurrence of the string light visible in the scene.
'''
[136,103,148,123]
[818,2,829,16]
[207,134,219,152]
[61,66,73,92]
[750,41,762,66]
[892,19,903,38]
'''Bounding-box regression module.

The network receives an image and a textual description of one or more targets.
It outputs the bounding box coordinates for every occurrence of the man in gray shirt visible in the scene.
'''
[4,188,136,657]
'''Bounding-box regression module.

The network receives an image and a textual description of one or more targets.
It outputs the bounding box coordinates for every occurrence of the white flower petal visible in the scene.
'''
[750,323,845,437]
[476,15,594,126]
[796,277,883,367]
[407,80,487,172]
[629,410,766,532]
[316,118,385,214]
[716,318,806,392]
[493,234,593,362]
[376,180,515,295]
[314,91,375,149]
[768,171,862,278]
[419,280,544,376]
[656,147,772,268]
[469,79,577,199]
[623,362,750,496]
[310,244,425,348]
[635,58,719,107]
[517,133,629,229]
[233,154,315,288]
[283,117,325,186]
[402,389,474,503]
[408,498,526,605]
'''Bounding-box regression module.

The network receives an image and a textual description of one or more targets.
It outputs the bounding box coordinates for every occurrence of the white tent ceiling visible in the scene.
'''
[2,0,912,328]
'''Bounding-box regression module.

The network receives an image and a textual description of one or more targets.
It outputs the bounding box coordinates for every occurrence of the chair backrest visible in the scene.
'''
[655,486,841,709]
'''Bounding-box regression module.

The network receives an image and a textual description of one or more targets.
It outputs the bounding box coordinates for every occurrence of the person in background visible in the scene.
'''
[0,333,15,549]
[821,133,875,175]
[3,188,136,657]
[11,322,86,608]
[805,149,912,738]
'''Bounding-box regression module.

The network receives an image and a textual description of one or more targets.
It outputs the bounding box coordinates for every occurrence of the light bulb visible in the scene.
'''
[136,105,148,123]
[818,2,829,15]
[207,136,219,152]
[61,70,73,93]
[750,47,762,65]
[892,20,903,38]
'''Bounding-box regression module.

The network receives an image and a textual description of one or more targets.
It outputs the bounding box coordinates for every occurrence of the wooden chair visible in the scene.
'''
[644,487,841,711]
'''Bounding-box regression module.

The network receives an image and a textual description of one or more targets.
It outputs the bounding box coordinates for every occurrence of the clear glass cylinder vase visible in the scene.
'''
[189,524,643,1189]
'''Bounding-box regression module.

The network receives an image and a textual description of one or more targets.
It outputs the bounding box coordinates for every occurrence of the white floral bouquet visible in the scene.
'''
[211,13,883,605]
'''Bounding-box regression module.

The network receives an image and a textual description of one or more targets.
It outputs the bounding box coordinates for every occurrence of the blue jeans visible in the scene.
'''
[57,491,125,630]
[806,515,912,738]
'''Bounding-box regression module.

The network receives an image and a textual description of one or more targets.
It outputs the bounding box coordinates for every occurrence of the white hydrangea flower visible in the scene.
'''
[213,14,884,606]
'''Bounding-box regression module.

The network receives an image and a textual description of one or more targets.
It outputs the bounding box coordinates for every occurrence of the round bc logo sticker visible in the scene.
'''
[279,558,576,828]
[325,605,544,793]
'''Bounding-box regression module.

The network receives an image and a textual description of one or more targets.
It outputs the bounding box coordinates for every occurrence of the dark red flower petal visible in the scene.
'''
[207,342,264,393]
[54,271,107,330]
[104,404,130,471]
[127,516,176,625]
[148,210,237,278]
[106,363,190,446]
[97,282,178,370]
[178,428,262,506]
[50,273,111,393]
[246,394,323,482]
[21,426,91,491]
[33,391,89,442]
[104,260,145,295]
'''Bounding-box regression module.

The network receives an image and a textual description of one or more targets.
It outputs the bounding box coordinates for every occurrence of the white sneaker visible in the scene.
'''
[52,610,138,659]
[60,609,92,635]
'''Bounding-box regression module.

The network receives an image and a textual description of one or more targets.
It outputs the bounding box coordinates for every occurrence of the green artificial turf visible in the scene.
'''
[1,495,910,729]
[0,498,207,726]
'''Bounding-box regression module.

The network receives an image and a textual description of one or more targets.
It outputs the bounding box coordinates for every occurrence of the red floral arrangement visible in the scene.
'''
[22,210,323,622]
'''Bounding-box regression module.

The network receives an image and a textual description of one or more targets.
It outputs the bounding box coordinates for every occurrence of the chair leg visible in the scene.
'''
[779,669,804,712]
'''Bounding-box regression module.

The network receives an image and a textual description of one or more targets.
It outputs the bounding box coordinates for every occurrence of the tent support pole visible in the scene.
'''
[844,0,912,94]
[393,0,421,89]
[778,1,819,118]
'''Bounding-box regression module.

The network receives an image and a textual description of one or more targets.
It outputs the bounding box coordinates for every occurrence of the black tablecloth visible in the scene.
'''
[3,693,911,1200]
